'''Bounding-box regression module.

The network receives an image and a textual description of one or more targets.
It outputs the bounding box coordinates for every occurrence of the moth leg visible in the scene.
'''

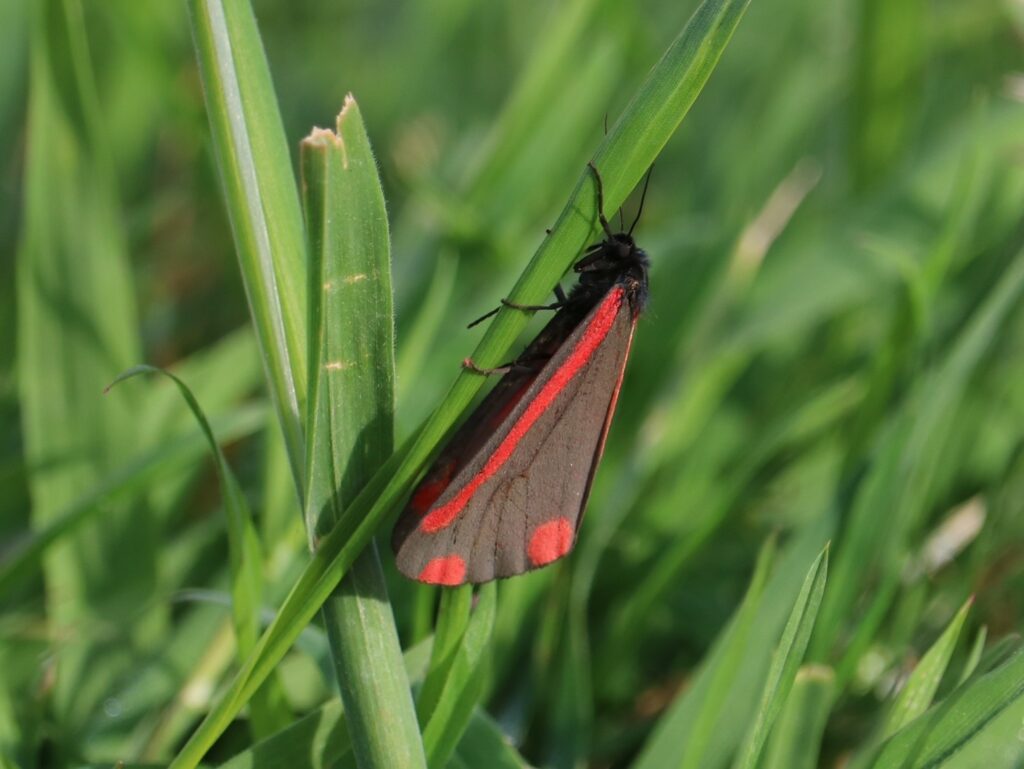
[462,358,516,376]
[462,351,551,376]
[466,305,501,329]
[467,284,567,329]
[500,292,565,313]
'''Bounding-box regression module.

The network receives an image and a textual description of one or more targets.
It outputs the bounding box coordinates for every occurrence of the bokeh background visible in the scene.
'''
[3,0,1024,767]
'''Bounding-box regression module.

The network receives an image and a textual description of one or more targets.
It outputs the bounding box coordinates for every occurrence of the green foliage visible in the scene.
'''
[4,0,1024,768]
[302,97,425,769]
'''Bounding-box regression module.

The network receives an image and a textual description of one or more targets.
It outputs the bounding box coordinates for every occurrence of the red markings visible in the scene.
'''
[410,458,456,515]
[418,555,467,585]
[420,288,625,534]
[528,517,574,566]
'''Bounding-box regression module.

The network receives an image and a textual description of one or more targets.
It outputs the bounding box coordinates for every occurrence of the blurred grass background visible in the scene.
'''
[3,0,1024,767]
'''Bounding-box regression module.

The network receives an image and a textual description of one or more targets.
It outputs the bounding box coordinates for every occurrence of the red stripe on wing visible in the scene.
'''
[420,287,626,534]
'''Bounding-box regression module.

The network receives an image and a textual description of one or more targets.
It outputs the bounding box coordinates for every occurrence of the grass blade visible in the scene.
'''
[187,0,308,490]
[671,537,776,769]
[301,96,425,769]
[218,638,433,769]
[850,0,925,189]
[632,517,834,769]
[421,583,497,768]
[418,585,473,722]
[867,647,1024,769]
[0,404,265,596]
[883,596,973,738]
[732,544,829,769]
[959,626,988,686]
[450,708,531,769]
[760,665,835,769]
[816,244,1024,660]
[106,366,288,736]
[16,0,149,737]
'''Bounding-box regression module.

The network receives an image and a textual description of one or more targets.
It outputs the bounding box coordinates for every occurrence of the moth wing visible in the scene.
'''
[393,294,635,585]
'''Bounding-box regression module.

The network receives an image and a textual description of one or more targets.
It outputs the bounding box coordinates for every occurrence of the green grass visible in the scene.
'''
[4,0,1024,768]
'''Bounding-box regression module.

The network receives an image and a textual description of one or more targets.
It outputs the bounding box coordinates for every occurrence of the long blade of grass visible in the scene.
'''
[866,647,1024,769]
[816,244,1024,660]
[218,638,433,769]
[678,537,776,769]
[959,626,988,686]
[187,0,308,491]
[850,0,925,189]
[137,329,265,525]
[882,596,973,738]
[106,365,288,736]
[168,3,755,764]
[421,583,497,768]
[417,585,473,723]
[632,516,833,769]
[732,544,829,769]
[213,647,529,769]
[0,404,265,595]
[450,708,530,769]
[760,665,835,769]
[301,96,425,769]
[16,0,150,736]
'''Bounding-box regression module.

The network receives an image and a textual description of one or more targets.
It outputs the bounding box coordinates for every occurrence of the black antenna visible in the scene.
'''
[628,165,654,236]
[588,162,616,241]
[598,115,626,232]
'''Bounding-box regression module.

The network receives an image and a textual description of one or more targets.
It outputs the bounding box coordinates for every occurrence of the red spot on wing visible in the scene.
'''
[410,458,457,515]
[418,555,467,585]
[420,288,626,534]
[528,517,575,566]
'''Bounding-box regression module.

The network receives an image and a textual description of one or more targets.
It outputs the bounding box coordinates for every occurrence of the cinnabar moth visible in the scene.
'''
[392,163,649,585]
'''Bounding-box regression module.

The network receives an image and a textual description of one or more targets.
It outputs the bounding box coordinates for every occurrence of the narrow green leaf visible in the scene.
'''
[218,638,433,769]
[0,404,265,596]
[216,692,527,769]
[851,0,926,189]
[187,0,308,490]
[126,609,237,759]
[543,593,592,769]
[679,537,776,769]
[816,244,1024,659]
[301,96,425,769]
[959,626,988,686]
[973,636,1023,679]
[395,251,457,411]
[732,544,829,769]
[106,365,288,736]
[632,517,834,769]
[17,0,148,734]
[760,665,835,769]
[167,2,754,763]
[867,647,1024,769]
[137,328,265,525]
[451,708,530,769]
[418,585,473,722]
[422,584,497,769]
[883,596,973,738]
